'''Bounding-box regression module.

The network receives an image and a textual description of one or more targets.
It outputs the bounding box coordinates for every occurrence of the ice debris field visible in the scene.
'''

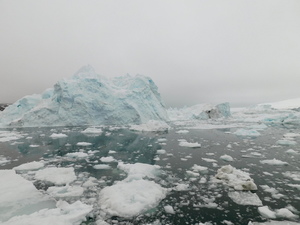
[0,66,300,225]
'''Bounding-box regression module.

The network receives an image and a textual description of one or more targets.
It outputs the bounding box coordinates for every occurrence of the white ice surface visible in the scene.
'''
[234,129,261,137]
[260,159,288,166]
[130,120,170,132]
[50,133,68,138]
[81,127,103,134]
[228,191,262,206]
[179,140,201,148]
[13,161,45,171]
[99,179,167,218]
[2,200,92,225]
[215,165,257,191]
[35,167,76,185]
[0,170,55,222]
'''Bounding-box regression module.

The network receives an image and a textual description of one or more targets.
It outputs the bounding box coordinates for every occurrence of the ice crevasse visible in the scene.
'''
[0,65,169,127]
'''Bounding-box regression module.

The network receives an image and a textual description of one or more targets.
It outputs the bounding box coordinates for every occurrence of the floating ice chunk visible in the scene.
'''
[157,138,167,142]
[228,191,262,206]
[35,167,76,185]
[81,127,103,134]
[93,164,111,170]
[276,208,298,219]
[283,171,300,181]
[13,161,44,171]
[76,142,92,146]
[100,156,116,163]
[260,158,288,166]
[130,120,170,132]
[258,206,276,219]
[29,145,39,147]
[65,152,89,158]
[164,205,175,214]
[99,179,167,218]
[0,131,23,142]
[47,185,84,198]
[186,170,200,177]
[0,170,55,222]
[176,130,189,134]
[82,177,98,187]
[49,133,67,138]
[179,141,201,148]
[0,156,10,165]
[260,185,284,199]
[220,154,234,162]
[288,184,300,190]
[215,165,257,191]
[174,183,189,191]
[234,129,261,137]
[108,150,117,154]
[286,149,298,154]
[2,200,92,225]
[250,221,300,225]
[156,149,166,154]
[118,162,160,181]
[191,164,208,172]
[202,158,217,163]
[276,140,297,146]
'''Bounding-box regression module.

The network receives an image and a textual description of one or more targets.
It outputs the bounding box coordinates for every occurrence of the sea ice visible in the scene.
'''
[260,158,288,166]
[0,131,23,142]
[0,170,55,222]
[220,154,234,162]
[234,129,261,137]
[276,139,297,146]
[2,200,92,225]
[176,130,189,134]
[93,164,111,170]
[49,133,67,138]
[81,127,103,134]
[76,142,92,146]
[118,162,161,180]
[228,191,262,206]
[35,167,76,185]
[258,206,276,219]
[179,140,201,148]
[215,165,257,191]
[0,156,10,166]
[13,161,44,171]
[65,152,89,158]
[164,205,175,214]
[130,120,170,132]
[100,156,116,163]
[283,171,300,181]
[47,185,84,198]
[99,179,167,218]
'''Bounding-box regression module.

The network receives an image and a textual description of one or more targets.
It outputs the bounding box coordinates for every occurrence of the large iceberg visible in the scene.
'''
[0,66,168,127]
[167,102,231,121]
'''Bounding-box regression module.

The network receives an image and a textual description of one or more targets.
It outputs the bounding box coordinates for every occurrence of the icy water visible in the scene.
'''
[0,124,300,225]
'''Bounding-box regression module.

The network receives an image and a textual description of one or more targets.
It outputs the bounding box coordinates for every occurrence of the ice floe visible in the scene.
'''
[35,167,76,185]
[215,165,257,191]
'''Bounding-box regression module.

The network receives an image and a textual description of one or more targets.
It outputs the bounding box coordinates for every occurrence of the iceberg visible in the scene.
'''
[167,102,231,121]
[0,65,168,127]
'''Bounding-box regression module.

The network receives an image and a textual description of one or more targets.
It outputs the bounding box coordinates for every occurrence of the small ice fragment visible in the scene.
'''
[260,159,288,166]
[50,133,67,138]
[164,205,175,214]
[93,164,111,170]
[76,142,92,146]
[13,161,44,171]
[220,154,234,162]
[100,156,116,163]
[258,206,276,219]
[179,141,201,148]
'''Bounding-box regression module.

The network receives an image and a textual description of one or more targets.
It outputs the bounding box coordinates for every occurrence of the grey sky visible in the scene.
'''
[1,0,300,107]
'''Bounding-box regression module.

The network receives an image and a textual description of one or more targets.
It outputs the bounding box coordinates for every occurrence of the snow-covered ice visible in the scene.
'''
[234,129,261,137]
[260,158,288,166]
[179,140,201,148]
[215,165,257,191]
[49,133,68,138]
[35,167,76,185]
[13,161,45,171]
[228,191,262,206]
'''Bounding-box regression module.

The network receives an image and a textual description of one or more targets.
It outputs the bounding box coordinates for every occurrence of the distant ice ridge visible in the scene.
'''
[167,102,231,121]
[0,65,168,127]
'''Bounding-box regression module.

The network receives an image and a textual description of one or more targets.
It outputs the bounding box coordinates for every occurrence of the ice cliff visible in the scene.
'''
[167,103,231,121]
[0,66,169,127]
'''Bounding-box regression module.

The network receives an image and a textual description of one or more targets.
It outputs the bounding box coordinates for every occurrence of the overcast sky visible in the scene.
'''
[1,0,300,107]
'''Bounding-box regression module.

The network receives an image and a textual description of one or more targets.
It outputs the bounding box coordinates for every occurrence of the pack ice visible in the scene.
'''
[0,65,168,127]
[167,102,231,121]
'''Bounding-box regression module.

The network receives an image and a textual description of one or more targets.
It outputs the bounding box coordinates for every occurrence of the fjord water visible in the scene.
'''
[0,124,299,225]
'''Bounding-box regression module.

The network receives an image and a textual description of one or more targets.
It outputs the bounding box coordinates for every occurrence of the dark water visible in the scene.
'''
[0,124,299,225]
